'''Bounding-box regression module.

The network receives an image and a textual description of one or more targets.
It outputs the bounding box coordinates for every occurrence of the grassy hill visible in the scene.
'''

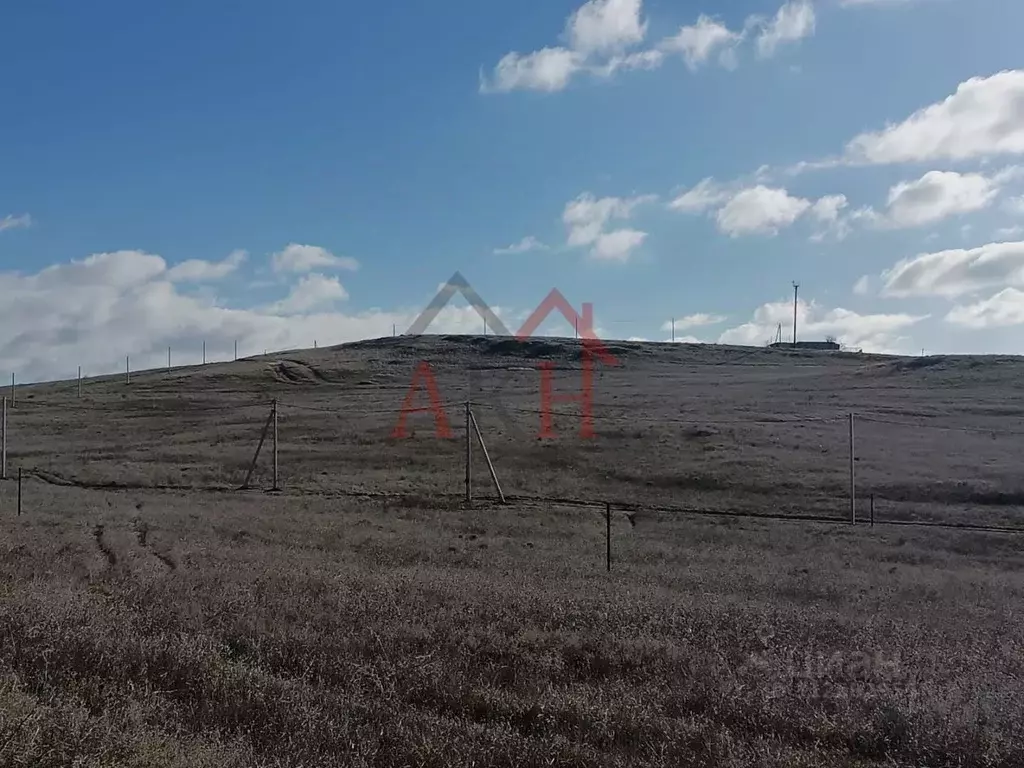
[1,336,1023,766]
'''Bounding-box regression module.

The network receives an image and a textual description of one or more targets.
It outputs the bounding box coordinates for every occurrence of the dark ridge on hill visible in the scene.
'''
[13,335,1024,394]
[328,334,881,365]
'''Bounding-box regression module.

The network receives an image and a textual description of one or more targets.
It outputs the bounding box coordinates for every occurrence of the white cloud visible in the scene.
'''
[810,195,849,223]
[669,178,731,213]
[566,0,647,54]
[41,250,167,288]
[167,250,248,282]
[484,48,583,93]
[755,0,816,59]
[715,186,812,236]
[809,194,853,240]
[672,181,854,239]
[845,70,1024,164]
[853,275,872,296]
[660,313,727,331]
[719,298,925,353]
[595,49,665,76]
[483,0,814,92]
[799,167,1018,238]
[0,213,32,232]
[660,15,742,70]
[270,244,359,274]
[881,241,1024,298]
[493,236,549,255]
[563,192,654,260]
[269,274,348,315]
[481,0,643,92]
[591,229,648,261]
[883,170,1000,228]
[0,251,494,382]
[946,288,1024,329]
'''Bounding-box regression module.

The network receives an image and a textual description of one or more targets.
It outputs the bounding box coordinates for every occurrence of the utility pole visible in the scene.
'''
[792,282,800,346]
[671,318,675,343]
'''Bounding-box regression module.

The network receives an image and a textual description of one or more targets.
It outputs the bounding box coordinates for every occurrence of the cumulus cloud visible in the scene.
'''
[809,194,853,241]
[754,0,816,59]
[718,298,925,353]
[270,244,359,274]
[167,250,247,282]
[0,251,492,383]
[483,48,583,93]
[810,195,849,223]
[482,0,644,92]
[881,241,1024,298]
[660,15,742,70]
[591,229,648,261]
[563,192,655,260]
[845,70,1024,164]
[672,181,854,239]
[946,288,1024,329]
[493,236,549,255]
[882,170,1002,228]
[660,313,727,331]
[715,186,812,236]
[268,274,349,315]
[483,0,813,92]
[566,0,647,53]
[0,213,32,233]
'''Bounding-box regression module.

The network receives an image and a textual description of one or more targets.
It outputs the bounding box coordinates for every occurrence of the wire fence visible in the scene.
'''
[2,360,1023,537]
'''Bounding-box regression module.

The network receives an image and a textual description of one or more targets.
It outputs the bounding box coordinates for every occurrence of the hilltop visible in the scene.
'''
[7,334,1024,525]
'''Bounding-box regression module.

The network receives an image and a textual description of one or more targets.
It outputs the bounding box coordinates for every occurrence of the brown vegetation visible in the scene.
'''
[1,337,1023,766]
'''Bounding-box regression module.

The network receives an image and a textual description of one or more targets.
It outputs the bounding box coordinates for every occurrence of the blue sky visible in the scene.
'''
[2,0,1024,380]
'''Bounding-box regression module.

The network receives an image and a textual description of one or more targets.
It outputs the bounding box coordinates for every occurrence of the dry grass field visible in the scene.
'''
[1,336,1024,766]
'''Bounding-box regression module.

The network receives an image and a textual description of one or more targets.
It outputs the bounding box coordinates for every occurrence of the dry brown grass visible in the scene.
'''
[1,337,1023,765]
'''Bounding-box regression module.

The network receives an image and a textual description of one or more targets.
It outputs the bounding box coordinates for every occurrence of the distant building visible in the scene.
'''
[769,341,841,351]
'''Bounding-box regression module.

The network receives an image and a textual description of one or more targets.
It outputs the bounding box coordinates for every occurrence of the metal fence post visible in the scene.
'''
[606,502,612,572]
[272,399,279,491]
[465,402,472,505]
[849,413,856,524]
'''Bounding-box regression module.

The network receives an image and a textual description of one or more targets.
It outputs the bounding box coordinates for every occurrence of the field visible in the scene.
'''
[1,336,1023,766]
